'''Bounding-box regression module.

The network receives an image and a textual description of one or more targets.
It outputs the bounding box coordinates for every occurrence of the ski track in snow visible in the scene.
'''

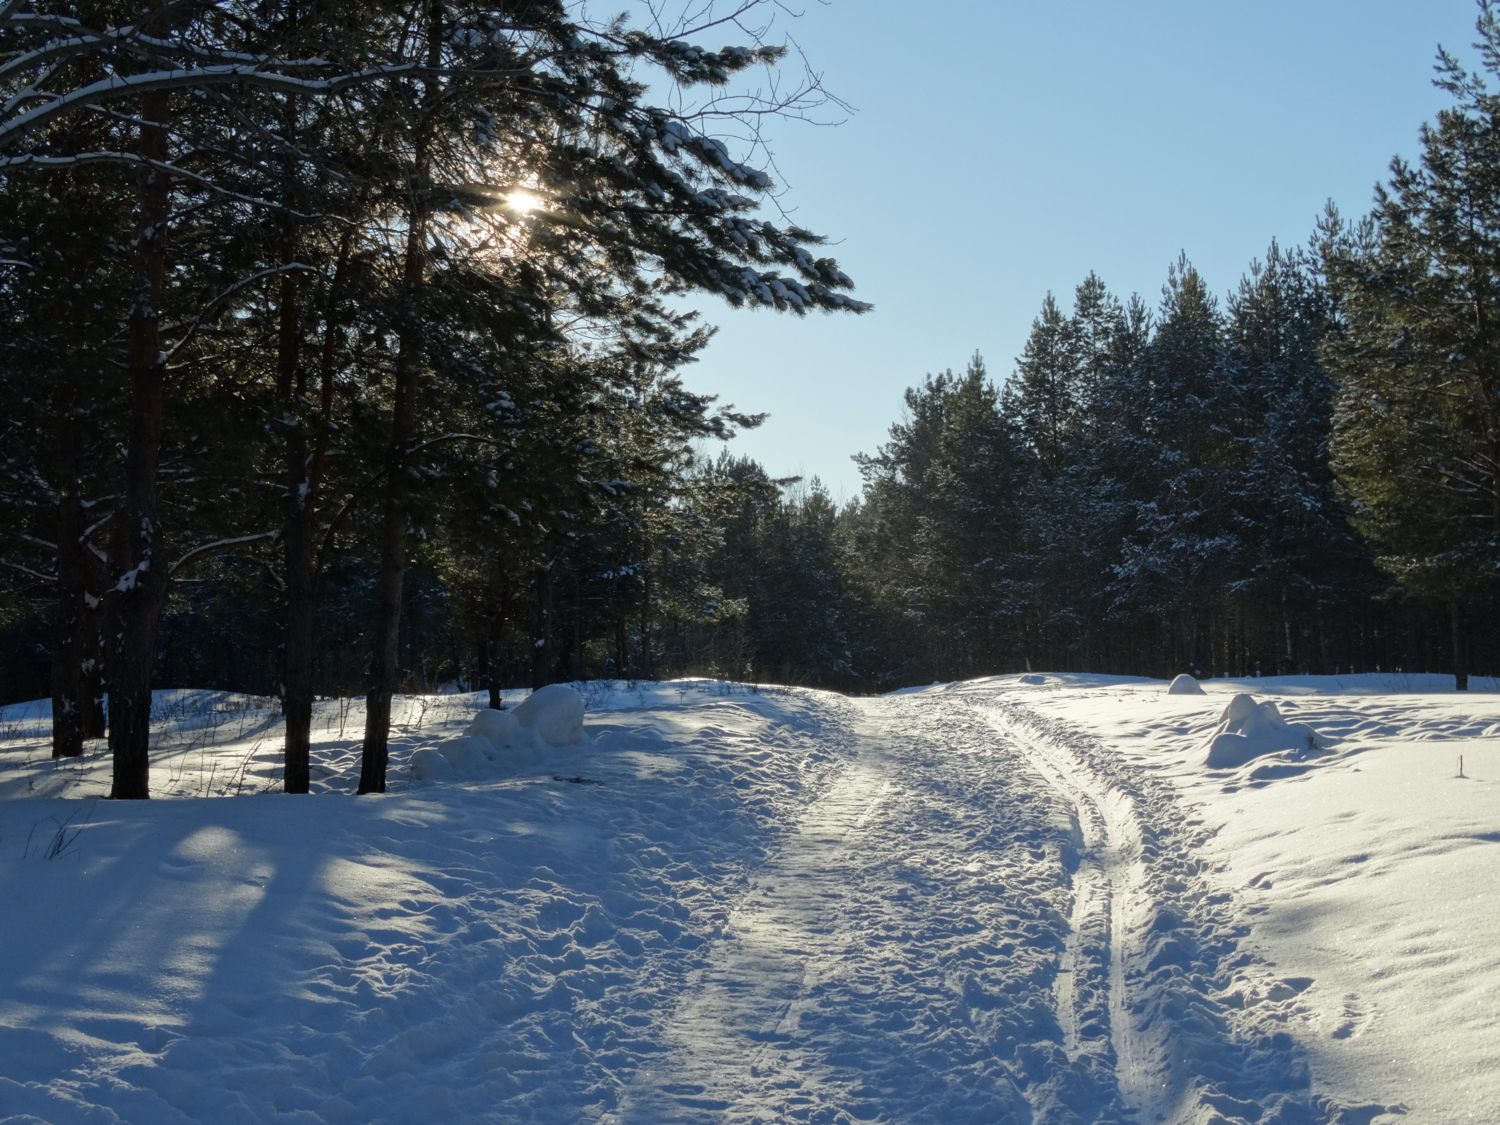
[611,696,1099,1125]
[0,682,1407,1124]
[974,691,1393,1125]
[981,706,1136,1102]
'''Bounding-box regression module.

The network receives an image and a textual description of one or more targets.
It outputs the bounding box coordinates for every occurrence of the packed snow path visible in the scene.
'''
[613,690,1354,1125]
[0,681,1406,1124]
[613,701,1093,1125]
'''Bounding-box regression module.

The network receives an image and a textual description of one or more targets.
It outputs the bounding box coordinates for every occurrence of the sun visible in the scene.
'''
[506,190,543,214]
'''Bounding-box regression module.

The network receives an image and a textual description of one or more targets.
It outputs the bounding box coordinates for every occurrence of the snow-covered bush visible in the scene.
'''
[1203,693,1318,768]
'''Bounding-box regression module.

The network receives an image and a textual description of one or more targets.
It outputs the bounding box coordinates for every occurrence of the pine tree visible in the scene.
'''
[1322,5,1500,689]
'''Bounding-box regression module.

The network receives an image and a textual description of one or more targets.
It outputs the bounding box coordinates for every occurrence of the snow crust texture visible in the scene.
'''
[612,696,1093,1124]
[981,697,1334,1124]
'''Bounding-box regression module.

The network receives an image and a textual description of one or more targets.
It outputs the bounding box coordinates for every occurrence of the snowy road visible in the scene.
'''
[0,679,1429,1125]
[614,698,1091,1124]
[611,689,1351,1124]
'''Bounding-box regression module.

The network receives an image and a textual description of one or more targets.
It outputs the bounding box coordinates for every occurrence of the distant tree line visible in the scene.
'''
[688,13,1500,694]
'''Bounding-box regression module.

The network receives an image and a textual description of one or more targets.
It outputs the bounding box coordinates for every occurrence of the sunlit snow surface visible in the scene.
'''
[0,675,1493,1123]
[984,672,1500,1123]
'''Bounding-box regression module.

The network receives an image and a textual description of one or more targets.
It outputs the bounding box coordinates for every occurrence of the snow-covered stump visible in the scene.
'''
[1203,693,1319,768]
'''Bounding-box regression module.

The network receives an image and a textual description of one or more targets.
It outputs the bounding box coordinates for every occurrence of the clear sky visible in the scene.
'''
[679,0,1484,501]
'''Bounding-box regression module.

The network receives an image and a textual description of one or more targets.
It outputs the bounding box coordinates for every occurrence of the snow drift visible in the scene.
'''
[512,683,586,746]
[1167,673,1205,695]
[465,706,522,748]
[411,686,590,783]
[1203,692,1320,768]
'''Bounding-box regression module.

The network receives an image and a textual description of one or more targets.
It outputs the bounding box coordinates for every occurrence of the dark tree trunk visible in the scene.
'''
[81,561,106,741]
[357,9,440,796]
[485,585,507,708]
[356,297,422,794]
[570,573,583,682]
[1452,601,1469,692]
[615,611,629,680]
[476,635,491,704]
[107,87,172,800]
[51,412,85,759]
[532,561,554,690]
[640,569,654,681]
[279,222,357,782]
[356,214,429,794]
[275,244,314,793]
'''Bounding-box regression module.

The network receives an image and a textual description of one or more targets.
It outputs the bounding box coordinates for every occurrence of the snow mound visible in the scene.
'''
[1204,693,1319,768]
[513,684,586,747]
[466,707,522,748]
[408,746,456,781]
[1168,673,1205,695]
[1018,674,1046,685]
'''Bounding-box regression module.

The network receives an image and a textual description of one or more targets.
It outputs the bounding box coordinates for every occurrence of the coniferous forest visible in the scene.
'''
[3,1,1500,798]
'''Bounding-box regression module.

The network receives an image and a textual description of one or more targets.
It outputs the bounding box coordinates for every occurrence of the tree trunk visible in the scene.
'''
[1452,601,1469,692]
[107,87,172,800]
[275,245,314,793]
[81,559,106,740]
[532,560,554,689]
[639,568,653,680]
[356,306,422,795]
[51,414,85,759]
[356,7,440,796]
[615,611,629,680]
[570,573,583,682]
[485,585,507,708]
[278,221,359,781]
[356,219,428,794]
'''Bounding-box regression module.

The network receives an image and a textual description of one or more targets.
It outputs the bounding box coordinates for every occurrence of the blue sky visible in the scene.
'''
[680,0,1483,501]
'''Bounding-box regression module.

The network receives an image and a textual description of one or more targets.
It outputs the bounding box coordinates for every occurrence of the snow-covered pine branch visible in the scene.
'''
[168,530,279,577]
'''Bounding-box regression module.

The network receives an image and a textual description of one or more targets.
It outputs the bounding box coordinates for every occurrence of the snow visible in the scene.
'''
[1202,693,1320,768]
[1,674,1495,1123]
[971,671,1500,1123]
[511,684,586,747]
[1168,673,1205,695]
[465,708,520,748]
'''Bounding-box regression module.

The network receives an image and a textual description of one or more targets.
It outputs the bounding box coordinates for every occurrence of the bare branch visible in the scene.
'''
[167,262,317,360]
[0,560,56,583]
[169,530,279,577]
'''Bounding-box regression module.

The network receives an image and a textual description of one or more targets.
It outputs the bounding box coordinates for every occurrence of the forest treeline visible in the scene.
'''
[4,2,1500,797]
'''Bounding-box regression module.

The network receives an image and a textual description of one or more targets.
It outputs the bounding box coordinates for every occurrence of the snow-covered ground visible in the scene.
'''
[0,675,1494,1124]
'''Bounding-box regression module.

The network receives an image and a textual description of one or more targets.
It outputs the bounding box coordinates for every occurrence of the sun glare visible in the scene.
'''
[506,190,542,214]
